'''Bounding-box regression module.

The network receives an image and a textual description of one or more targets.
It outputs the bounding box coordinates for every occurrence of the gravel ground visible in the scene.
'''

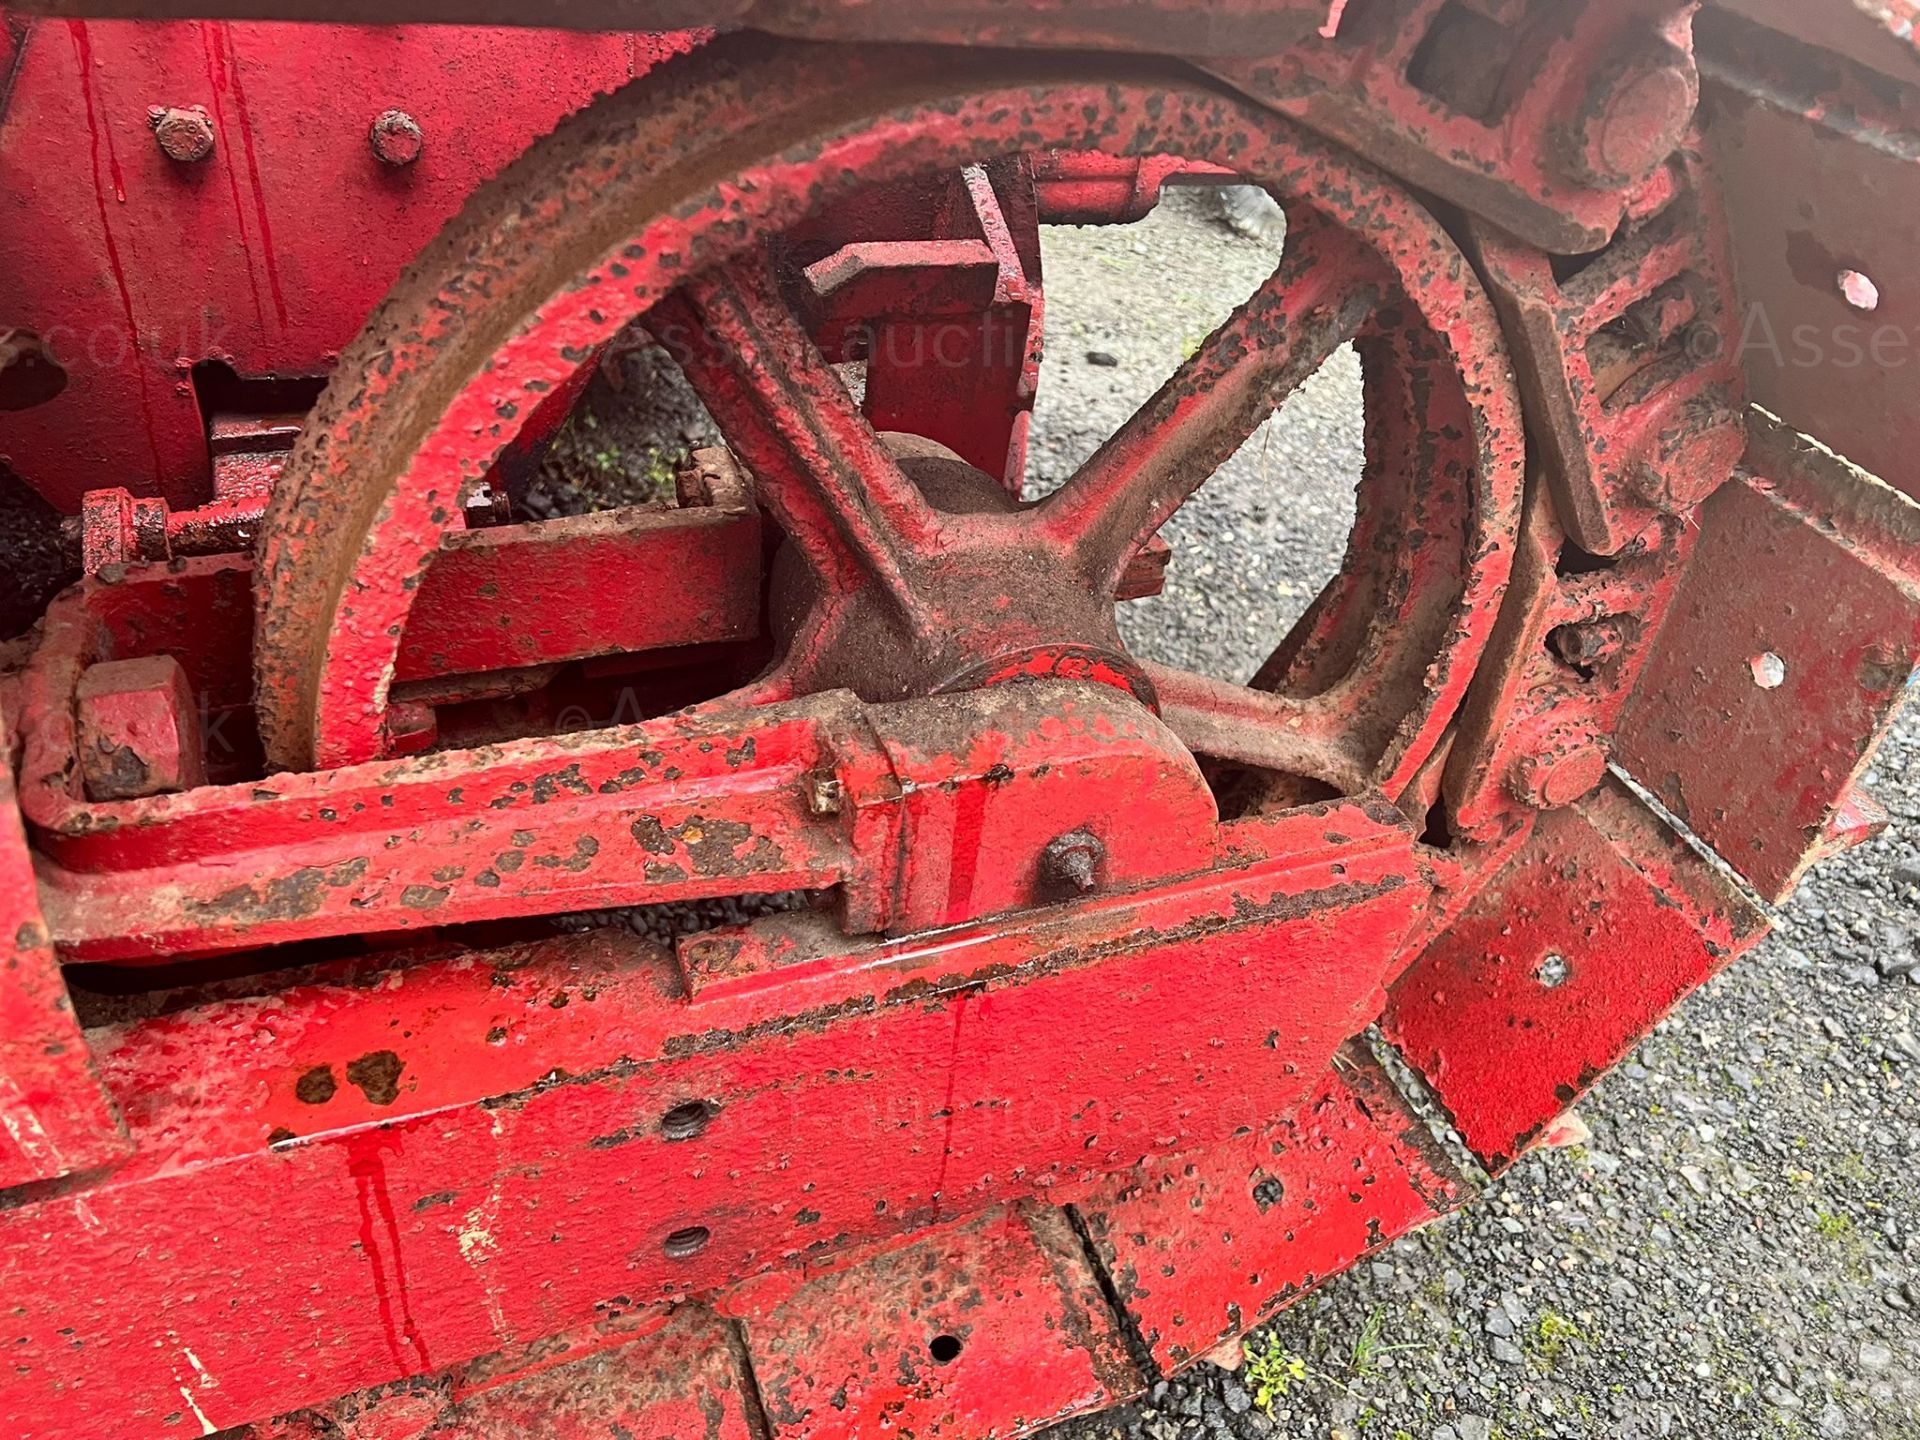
[0,467,76,641]
[1036,195,1920,1440]
[1027,190,1359,685]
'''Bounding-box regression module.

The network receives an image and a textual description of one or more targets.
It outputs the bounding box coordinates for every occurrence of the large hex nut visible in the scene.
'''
[76,656,207,801]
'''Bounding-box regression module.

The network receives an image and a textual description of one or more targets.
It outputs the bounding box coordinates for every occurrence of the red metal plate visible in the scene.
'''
[432,1308,759,1440]
[740,1206,1138,1440]
[1381,778,1770,1170]
[1076,1048,1465,1372]
[1700,10,1920,499]
[1615,417,1920,901]
[0,19,691,512]
[0,799,1423,1437]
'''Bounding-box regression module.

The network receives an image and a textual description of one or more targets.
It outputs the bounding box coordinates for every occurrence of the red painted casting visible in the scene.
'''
[1,3,1918,1438]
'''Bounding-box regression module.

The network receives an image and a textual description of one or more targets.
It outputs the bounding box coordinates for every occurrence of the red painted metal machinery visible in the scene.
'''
[1,1,1918,1436]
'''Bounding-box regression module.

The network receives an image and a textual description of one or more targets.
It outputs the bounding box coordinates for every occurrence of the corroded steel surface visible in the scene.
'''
[1467,154,1747,556]
[0,3,1917,1438]
[246,41,1522,780]
[0,4,1701,519]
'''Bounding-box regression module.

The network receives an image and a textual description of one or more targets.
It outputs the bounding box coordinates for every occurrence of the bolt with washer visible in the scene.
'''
[1512,736,1611,811]
[1632,391,1746,513]
[1556,41,1696,191]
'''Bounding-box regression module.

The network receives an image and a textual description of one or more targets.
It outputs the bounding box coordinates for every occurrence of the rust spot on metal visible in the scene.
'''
[187,858,371,926]
[533,836,601,873]
[295,1065,339,1105]
[345,1051,406,1106]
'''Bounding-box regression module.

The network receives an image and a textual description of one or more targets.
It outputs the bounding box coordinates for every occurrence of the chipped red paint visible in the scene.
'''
[1077,1048,1466,1371]
[244,42,1522,775]
[1383,779,1771,1171]
[2,3,1918,1437]
[1,800,1426,1436]
[1467,152,1748,557]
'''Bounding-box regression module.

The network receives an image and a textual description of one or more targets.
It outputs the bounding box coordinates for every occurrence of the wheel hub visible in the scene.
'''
[768,435,1157,708]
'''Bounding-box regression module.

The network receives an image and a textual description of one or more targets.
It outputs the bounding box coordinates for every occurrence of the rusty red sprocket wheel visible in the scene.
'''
[253,36,1524,804]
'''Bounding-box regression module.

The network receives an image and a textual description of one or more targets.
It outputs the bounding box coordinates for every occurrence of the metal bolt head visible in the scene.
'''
[149,105,215,163]
[1548,618,1626,674]
[1040,829,1105,896]
[806,773,845,817]
[1632,392,1746,512]
[75,656,207,801]
[370,109,425,167]
[1557,43,1696,191]
[1512,737,1610,811]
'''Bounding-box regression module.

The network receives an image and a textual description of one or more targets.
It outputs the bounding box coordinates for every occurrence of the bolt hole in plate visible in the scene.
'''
[1838,268,1880,312]
[1537,953,1571,989]
[252,36,1525,833]
[663,1225,712,1260]
[928,1333,964,1365]
[660,1099,715,1141]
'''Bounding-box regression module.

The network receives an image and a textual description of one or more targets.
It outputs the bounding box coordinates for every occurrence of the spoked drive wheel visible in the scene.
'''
[254,37,1524,809]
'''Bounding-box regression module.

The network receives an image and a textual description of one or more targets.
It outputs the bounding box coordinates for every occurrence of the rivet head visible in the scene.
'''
[149,105,215,163]
[370,109,425,167]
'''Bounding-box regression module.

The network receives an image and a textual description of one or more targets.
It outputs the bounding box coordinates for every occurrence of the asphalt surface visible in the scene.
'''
[1037,193,1920,1440]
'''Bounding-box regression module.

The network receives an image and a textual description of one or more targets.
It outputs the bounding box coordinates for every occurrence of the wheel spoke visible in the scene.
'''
[1039,216,1383,591]
[652,254,942,629]
[1144,662,1372,794]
